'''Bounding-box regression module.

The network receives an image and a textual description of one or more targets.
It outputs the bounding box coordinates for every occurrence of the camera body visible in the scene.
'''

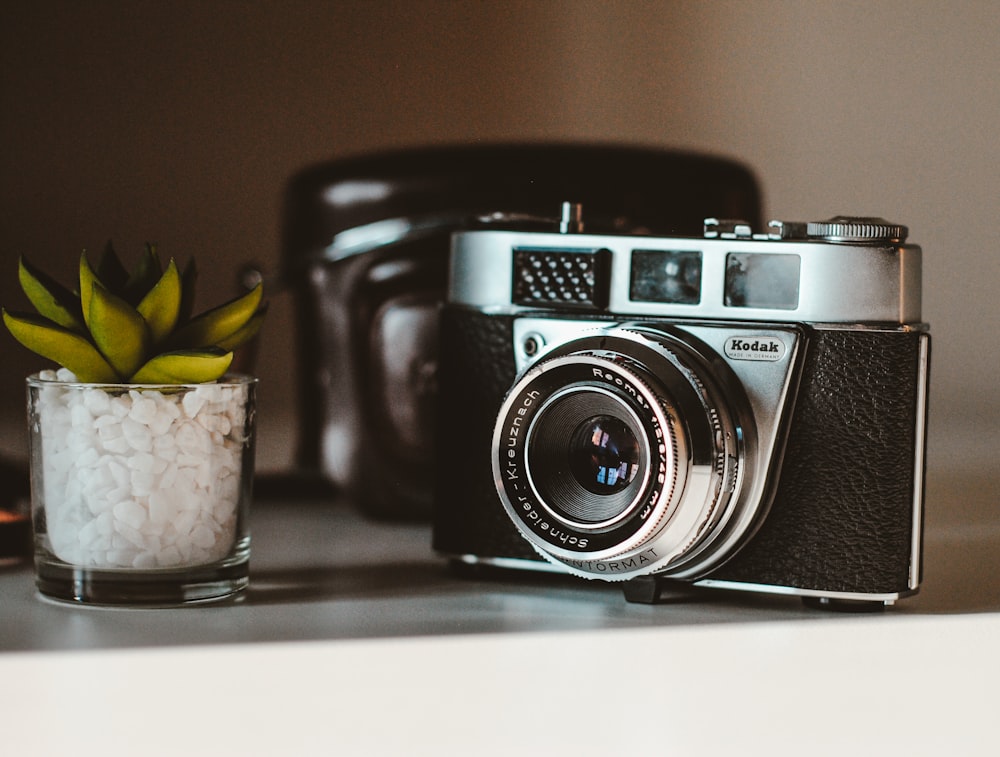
[433,209,930,608]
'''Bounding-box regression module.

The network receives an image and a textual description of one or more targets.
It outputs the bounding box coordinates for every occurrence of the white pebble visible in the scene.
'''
[127,451,156,473]
[106,549,133,567]
[77,518,99,548]
[149,410,175,436]
[197,384,223,403]
[157,462,177,489]
[103,436,131,455]
[132,553,158,570]
[182,391,206,418]
[195,462,213,489]
[110,397,130,418]
[128,396,158,425]
[176,452,202,468]
[130,470,155,497]
[85,488,114,516]
[122,417,153,452]
[157,545,182,567]
[95,511,115,536]
[113,500,147,531]
[107,461,129,489]
[115,521,146,551]
[174,509,198,537]
[70,403,92,429]
[148,490,177,525]
[190,524,216,549]
[95,414,121,431]
[76,446,100,469]
[175,422,210,455]
[83,389,111,415]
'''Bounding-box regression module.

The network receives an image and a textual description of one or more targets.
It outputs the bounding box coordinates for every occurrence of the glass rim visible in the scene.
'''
[25,371,258,390]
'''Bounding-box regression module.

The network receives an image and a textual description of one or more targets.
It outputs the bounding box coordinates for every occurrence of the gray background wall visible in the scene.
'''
[1,0,996,476]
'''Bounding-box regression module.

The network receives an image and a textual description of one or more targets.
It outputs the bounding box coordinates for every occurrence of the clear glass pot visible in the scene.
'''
[27,371,257,605]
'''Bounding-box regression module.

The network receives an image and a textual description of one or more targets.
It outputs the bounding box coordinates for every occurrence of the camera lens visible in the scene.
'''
[567,415,641,496]
[493,327,755,581]
[526,388,648,527]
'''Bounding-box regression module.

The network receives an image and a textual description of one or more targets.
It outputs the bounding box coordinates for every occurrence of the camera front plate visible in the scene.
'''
[495,317,804,581]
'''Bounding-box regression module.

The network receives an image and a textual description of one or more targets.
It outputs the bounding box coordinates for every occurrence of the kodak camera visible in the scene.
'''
[433,206,930,609]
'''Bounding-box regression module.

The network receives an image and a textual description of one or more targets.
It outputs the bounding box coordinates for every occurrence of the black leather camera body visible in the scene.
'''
[433,212,930,609]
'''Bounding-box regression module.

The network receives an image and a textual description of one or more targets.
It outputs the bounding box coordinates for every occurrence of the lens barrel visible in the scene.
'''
[492,327,756,581]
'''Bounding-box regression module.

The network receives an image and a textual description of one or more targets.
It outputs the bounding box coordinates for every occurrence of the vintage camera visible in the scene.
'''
[433,206,930,609]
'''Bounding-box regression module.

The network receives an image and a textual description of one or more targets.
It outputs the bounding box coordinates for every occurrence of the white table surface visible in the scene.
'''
[1,465,997,756]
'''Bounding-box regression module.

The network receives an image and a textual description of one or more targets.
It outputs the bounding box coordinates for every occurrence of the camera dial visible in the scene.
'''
[805,216,908,244]
[491,325,762,581]
[709,216,908,244]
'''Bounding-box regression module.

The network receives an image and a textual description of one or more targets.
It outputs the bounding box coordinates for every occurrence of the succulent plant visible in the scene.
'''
[3,243,266,384]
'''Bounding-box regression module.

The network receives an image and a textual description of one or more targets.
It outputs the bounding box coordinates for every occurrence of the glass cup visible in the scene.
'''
[27,372,257,605]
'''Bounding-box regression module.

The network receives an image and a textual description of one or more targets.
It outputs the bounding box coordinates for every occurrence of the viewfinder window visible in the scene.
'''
[724,253,800,310]
[630,250,702,305]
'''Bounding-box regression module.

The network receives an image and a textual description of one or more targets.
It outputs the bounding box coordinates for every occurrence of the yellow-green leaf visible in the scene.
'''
[137,259,182,343]
[79,252,98,330]
[130,349,233,384]
[215,304,267,351]
[169,282,263,349]
[18,256,84,332]
[88,282,150,379]
[3,309,119,382]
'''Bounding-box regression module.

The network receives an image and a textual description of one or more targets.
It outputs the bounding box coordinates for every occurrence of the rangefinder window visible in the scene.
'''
[725,252,801,310]
[512,248,610,309]
[630,249,703,305]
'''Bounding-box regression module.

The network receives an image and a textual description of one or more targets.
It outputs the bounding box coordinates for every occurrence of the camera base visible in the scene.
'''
[623,575,891,611]
[800,596,889,613]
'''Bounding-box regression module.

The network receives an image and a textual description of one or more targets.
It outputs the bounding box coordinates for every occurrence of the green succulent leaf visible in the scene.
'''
[215,304,267,351]
[6,245,266,385]
[130,348,233,384]
[88,282,151,379]
[137,259,182,344]
[168,282,263,349]
[3,309,119,383]
[122,243,162,306]
[94,241,129,295]
[78,252,99,330]
[17,255,85,332]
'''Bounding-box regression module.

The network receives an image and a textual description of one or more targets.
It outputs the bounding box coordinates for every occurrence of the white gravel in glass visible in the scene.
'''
[33,368,250,570]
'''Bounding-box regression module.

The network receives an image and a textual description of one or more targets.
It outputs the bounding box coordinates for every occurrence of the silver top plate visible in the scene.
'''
[449,229,922,324]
